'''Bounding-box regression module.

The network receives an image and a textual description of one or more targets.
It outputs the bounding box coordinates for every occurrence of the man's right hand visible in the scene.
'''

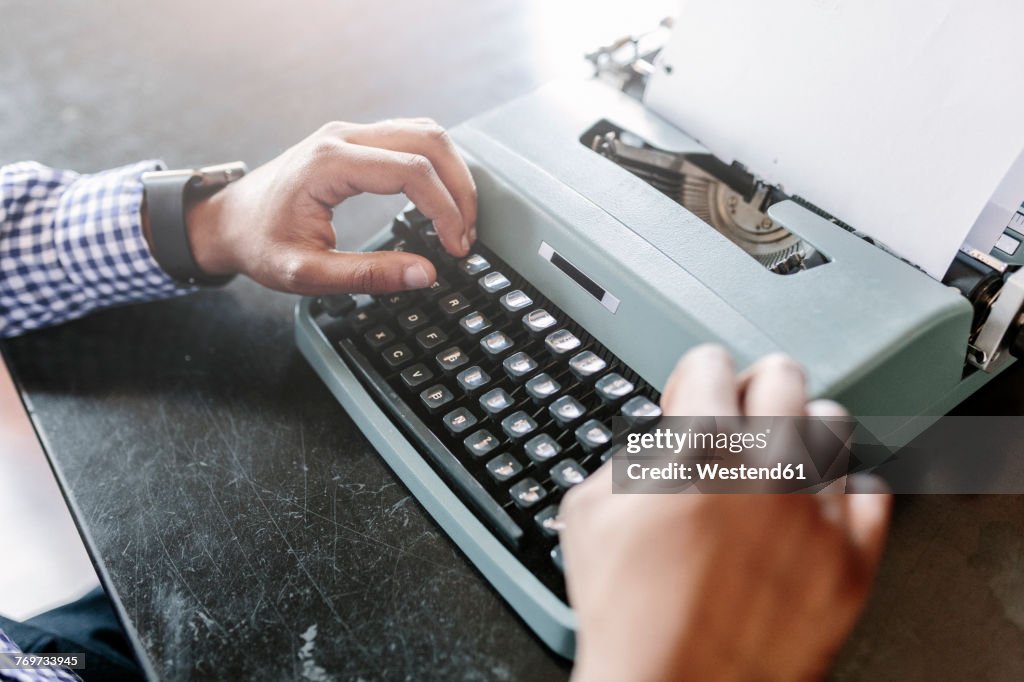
[560,346,892,682]
[181,118,477,295]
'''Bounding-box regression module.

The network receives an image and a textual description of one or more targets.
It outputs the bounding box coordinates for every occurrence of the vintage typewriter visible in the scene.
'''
[295,24,1024,658]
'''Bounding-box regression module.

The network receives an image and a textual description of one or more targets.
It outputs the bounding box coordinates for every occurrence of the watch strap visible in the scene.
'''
[142,165,243,287]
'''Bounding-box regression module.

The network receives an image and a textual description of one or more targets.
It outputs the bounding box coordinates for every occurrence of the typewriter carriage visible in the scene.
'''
[582,25,1024,381]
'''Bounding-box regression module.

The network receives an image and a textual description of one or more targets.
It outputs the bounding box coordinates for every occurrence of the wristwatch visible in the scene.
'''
[141,162,247,286]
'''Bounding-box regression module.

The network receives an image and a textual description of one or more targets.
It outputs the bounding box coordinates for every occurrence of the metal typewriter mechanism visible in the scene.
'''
[582,19,824,275]
[589,128,823,274]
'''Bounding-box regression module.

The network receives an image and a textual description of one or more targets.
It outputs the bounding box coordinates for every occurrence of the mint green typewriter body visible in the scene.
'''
[295,79,1004,658]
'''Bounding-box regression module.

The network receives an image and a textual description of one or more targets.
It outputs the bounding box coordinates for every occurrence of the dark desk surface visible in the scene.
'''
[4,2,1024,680]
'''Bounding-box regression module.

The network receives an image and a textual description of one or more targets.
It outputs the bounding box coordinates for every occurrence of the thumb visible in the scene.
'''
[273,247,437,295]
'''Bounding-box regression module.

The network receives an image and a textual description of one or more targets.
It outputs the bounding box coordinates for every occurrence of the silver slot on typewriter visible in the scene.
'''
[587,127,825,275]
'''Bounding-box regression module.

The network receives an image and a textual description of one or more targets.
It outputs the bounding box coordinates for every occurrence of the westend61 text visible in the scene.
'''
[626,461,807,481]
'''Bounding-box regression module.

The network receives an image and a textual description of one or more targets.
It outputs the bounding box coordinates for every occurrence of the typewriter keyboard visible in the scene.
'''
[314,212,662,598]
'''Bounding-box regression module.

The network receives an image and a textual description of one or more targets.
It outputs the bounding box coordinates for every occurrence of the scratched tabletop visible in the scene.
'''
[3,1,1024,680]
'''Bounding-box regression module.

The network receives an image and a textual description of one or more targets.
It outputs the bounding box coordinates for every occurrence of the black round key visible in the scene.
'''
[479,388,514,416]
[523,309,556,336]
[442,407,478,435]
[415,326,448,350]
[502,351,538,381]
[458,253,491,277]
[568,350,607,381]
[382,343,413,368]
[419,384,454,413]
[435,346,469,374]
[550,458,587,489]
[479,271,511,295]
[391,212,413,241]
[419,224,442,253]
[525,373,561,404]
[595,372,635,403]
[423,276,450,298]
[400,363,434,389]
[622,395,662,425]
[347,308,375,332]
[534,505,562,538]
[501,411,538,440]
[459,310,492,336]
[456,365,491,394]
[575,419,613,451]
[397,307,429,331]
[464,429,500,458]
[319,293,356,317]
[550,545,564,572]
[499,289,533,314]
[364,325,396,349]
[524,433,562,463]
[380,292,409,309]
[486,453,523,482]
[439,293,471,317]
[544,329,582,356]
[509,478,547,509]
[401,205,431,228]
[480,330,514,357]
[550,395,586,426]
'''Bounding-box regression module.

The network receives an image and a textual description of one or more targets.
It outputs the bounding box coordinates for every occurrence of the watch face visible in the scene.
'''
[194,161,248,189]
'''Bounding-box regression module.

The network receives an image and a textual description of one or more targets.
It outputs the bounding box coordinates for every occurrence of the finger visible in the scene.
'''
[660,344,740,416]
[308,141,467,257]
[272,246,437,296]
[806,399,854,497]
[805,399,848,419]
[739,353,807,416]
[559,461,612,533]
[341,119,477,250]
[841,476,892,577]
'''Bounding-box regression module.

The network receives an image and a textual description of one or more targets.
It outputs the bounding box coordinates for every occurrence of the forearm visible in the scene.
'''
[0,160,192,338]
[2,119,478,337]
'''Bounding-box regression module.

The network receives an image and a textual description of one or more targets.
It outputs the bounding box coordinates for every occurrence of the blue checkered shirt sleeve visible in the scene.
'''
[0,160,192,338]
[0,630,81,682]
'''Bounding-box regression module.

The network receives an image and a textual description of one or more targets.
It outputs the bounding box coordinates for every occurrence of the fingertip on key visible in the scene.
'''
[403,263,432,290]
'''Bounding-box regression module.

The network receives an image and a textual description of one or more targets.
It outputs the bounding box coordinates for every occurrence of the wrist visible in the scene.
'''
[572,654,676,682]
[571,623,751,682]
[185,187,237,276]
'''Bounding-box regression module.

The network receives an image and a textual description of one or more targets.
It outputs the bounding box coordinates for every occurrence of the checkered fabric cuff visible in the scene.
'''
[0,629,82,681]
[1,160,193,337]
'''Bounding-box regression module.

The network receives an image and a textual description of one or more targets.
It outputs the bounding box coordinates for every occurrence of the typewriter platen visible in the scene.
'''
[295,29,1024,659]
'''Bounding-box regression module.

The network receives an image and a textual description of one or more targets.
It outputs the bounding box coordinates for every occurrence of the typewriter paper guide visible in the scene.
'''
[644,0,1024,278]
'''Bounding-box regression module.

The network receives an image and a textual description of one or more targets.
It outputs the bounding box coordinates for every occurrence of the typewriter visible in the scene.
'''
[295,25,1024,658]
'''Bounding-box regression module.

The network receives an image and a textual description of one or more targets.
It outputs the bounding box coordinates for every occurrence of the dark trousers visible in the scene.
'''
[0,587,144,682]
